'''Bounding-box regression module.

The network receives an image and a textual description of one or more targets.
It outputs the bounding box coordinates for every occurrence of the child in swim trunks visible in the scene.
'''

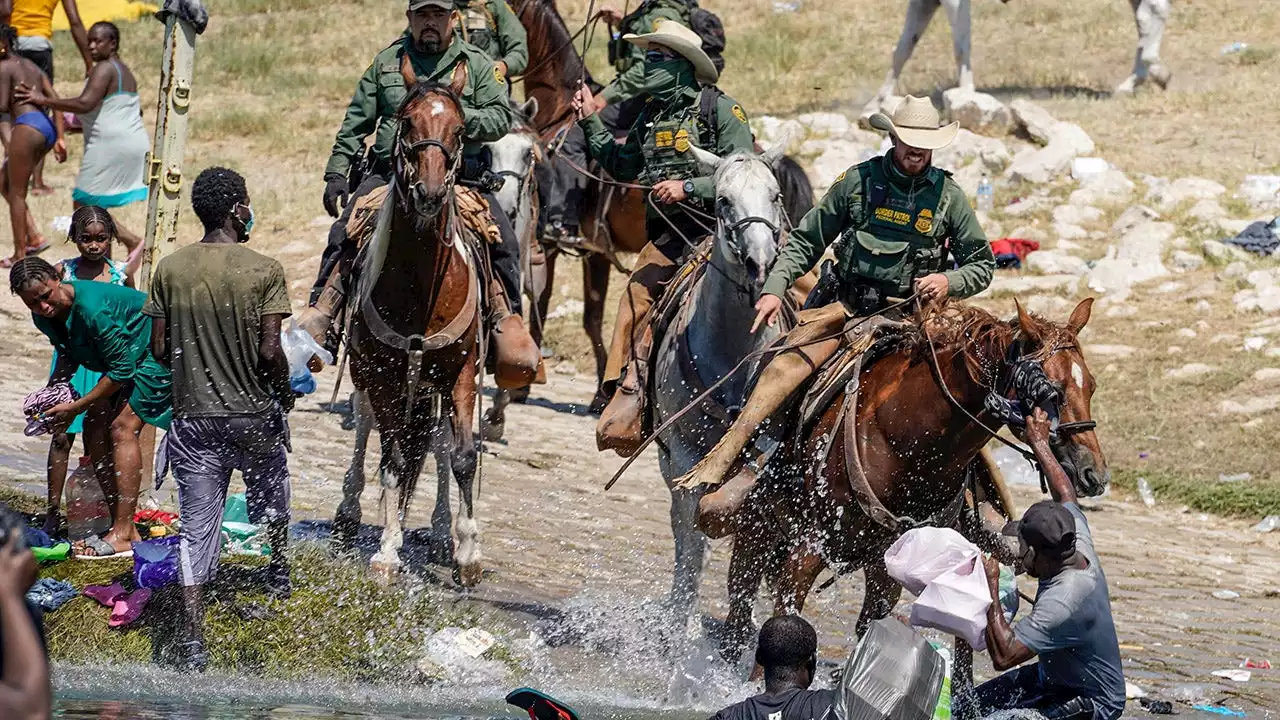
[0,24,65,268]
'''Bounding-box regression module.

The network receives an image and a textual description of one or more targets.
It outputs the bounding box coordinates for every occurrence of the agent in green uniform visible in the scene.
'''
[10,256,172,560]
[543,0,700,240]
[303,0,537,379]
[453,0,527,78]
[675,96,996,505]
[572,20,754,454]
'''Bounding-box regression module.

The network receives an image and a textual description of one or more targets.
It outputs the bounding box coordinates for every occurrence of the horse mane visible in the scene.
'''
[519,0,599,88]
[910,301,1073,385]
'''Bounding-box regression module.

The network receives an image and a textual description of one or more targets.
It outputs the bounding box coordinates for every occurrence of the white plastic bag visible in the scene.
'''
[884,527,980,596]
[910,555,993,649]
[280,319,333,394]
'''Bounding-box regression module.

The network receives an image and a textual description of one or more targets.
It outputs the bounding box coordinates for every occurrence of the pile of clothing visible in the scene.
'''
[1224,217,1280,256]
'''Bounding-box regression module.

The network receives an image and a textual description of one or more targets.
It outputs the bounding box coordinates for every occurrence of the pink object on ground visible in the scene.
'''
[82,582,127,608]
[108,588,153,628]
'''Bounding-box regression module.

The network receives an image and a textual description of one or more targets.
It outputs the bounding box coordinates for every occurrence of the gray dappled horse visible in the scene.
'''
[650,140,793,619]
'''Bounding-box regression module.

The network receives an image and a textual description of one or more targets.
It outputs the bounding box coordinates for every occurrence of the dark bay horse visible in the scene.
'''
[332,59,484,586]
[514,0,813,411]
[720,298,1108,673]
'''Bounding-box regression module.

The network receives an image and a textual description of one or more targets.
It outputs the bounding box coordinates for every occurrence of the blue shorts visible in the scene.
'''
[14,110,56,150]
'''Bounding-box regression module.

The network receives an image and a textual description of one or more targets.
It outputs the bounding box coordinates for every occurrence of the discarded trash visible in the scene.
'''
[419,627,510,685]
[1125,680,1147,699]
[1138,451,1150,459]
[133,536,180,590]
[1169,684,1213,704]
[66,456,111,540]
[1255,515,1280,533]
[453,627,497,658]
[836,619,944,720]
[1139,698,1174,715]
[1218,472,1252,483]
[223,492,249,524]
[1137,477,1156,507]
[1212,669,1252,682]
[1220,42,1248,55]
[976,175,994,213]
[1242,658,1271,669]
[772,1,800,12]
[1193,705,1246,717]
[1212,589,1241,600]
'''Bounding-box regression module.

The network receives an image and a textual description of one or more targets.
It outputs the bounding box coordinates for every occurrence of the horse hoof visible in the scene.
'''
[454,562,483,588]
[481,414,505,443]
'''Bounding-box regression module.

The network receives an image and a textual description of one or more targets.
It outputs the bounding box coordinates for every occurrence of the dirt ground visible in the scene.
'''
[2,281,1276,713]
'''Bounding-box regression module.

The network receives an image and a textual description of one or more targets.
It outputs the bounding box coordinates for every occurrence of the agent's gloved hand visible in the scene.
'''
[323,174,349,218]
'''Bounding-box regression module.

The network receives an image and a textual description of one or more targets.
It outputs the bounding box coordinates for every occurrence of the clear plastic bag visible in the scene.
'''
[65,456,110,540]
[280,319,333,395]
[836,618,945,720]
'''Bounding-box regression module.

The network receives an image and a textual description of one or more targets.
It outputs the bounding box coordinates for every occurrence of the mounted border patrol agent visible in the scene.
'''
[453,0,527,79]
[572,20,753,455]
[673,95,996,508]
[299,0,539,386]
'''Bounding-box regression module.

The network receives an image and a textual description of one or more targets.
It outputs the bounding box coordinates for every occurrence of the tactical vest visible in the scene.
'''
[611,0,691,72]
[836,159,952,299]
[459,0,498,58]
[639,92,713,187]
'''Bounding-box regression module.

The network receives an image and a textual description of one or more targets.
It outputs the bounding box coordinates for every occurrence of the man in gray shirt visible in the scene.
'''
[977,409,1126,720]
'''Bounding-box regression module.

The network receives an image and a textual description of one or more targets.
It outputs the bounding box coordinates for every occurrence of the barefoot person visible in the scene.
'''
[977,408,1125,719]
[0,23,64,268]
[15,21,149,253]
[9,256,171,560]
[145,168,294,673]
[41,206,133,537]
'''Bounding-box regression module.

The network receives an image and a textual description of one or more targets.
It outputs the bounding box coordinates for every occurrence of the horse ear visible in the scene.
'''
[448,61,469,97]
[690,145,722,174]
[1066,297,1094,335]
[520,97,539,122]
[1014,298,1037,337]
[400,52,418,88]
[759,123,798,166]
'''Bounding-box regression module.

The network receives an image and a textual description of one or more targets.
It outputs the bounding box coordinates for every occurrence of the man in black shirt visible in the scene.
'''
[710,616,836,720]
[0,504,51,720]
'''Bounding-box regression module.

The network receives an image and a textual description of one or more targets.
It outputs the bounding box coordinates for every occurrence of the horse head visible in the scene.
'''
[1010,298,1110,497]
[690,139,791,299]
[486,125,538,223]
[394,56,467,223]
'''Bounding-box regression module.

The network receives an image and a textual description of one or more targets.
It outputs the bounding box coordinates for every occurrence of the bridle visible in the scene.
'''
[982,337,1098,443]
[393,87,464,218]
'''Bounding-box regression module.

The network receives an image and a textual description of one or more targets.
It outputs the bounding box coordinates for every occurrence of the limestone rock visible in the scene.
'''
[752,117,803,149]
[858,94,904,129]
[1221,260,1249,278]
[1053,205,1103,226]
[932,129,1013,173]
[1220,395,1280,415]
[1216,217,1255,236]
[1145,177,1228,211]
[1088,344,1136,358]
[1237,175,1280,211]
[810,140,876,188]
[1176,328,1198,339]
[1188,199,1227,224]
[1003,195,1053,217]
[795,112,851,137]
[1007,142,1077,184]
[1164,363,1217,379]
[1171,250,1204,272]
[1152,281,1184,294]
[1110,205,1160,235]
[1253,368,1280,383]
[1069,169,1135,207]
[1023,295,1071,316]
[984,274,1081,296]
[942,88,1013,133]
[1009,99,1059,145]
[1086,221,1175,298]
[1202,240,1251,264]
[1027,250,1089,276]
[1105,304,1138,318]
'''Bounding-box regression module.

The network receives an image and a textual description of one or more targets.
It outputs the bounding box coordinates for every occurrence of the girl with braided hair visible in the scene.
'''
[9,255,170,559]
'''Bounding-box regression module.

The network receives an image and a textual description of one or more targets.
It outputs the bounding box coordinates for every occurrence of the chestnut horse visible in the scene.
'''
[513,0,814,411]
[331,60,484,586]
[721,299,1107,691]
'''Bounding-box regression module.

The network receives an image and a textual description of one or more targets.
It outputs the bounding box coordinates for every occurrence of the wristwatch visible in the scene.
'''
[682,179,696,195]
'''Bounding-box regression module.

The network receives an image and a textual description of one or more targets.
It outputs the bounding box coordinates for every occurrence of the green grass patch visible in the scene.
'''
[0,486,44,514]
[192,107,274,140]
[39,544,491,682]
[1111,467,1280,519]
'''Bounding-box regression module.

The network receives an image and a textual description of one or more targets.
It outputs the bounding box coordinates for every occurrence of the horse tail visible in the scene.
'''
[773,154,814,227]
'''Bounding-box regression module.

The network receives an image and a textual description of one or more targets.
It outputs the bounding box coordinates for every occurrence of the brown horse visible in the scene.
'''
[331,60,484,586]
[514,0,814,411]
[720,299,1107,682]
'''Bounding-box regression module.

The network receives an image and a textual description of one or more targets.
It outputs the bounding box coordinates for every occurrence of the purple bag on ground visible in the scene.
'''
[133,536,180,590]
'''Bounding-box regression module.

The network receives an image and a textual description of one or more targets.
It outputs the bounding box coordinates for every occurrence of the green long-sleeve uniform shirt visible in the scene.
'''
[580,87,754,219]
[456,0,528,76]
[762,154,995,301]
[601,0,689,104]
[325,34,514,179]
[33,281,173,430]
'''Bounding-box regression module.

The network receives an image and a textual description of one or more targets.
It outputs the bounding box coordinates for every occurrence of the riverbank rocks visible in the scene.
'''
[985,273,1082,296]
[933,129,1013,173]
[1233,269,1280,313]
[1004,100,1096,184]
[1069,169,1135,207]
[943,88,1013,133]
[1053,204,1103,227]
[795,112,852,137]
[1165,363,1217,379]
[1171,250,1205,272]
[1238,175,1280,211]
[1086,220,1175,299]
[1027,250,1090,276]
[858,94,904,128]
[1202,239,1252,264]
[1145,176,1228,212]
[1010,99,1058,144]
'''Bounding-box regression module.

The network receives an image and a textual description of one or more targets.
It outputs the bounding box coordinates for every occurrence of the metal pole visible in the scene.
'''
[139,12,198,289]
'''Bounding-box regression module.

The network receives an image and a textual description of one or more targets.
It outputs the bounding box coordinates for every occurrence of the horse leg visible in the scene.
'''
[452,361,483,587]
[427,401,456,568]
[668,485,708,623]
[773,543,825,617]
[482,389,509,442]
[856,560,903,638]
[952,638,979,720]
[721,513,773,663]
[583,253,611,414]
[873,0,941,102]
[333,389,373,553]
[370,427,407,578]
[941,0,973,92]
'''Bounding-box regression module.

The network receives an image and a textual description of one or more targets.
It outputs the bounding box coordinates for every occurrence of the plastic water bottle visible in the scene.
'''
[1137,477,1156,507]
[976,176,994,213]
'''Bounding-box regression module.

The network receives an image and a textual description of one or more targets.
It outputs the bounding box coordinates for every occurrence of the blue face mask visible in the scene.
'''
[235,202,255,240]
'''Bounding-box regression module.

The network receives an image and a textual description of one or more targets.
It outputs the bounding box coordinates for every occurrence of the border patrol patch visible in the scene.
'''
[655,130,674,148]
[835,170,847,183]
[731,104,747,124]
[674,128,691,152]
[915,208,933,233]
[494,65,506,84]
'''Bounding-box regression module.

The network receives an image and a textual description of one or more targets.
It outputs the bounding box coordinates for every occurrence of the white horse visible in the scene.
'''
[869,0,1171,110]
[649,140,792,621]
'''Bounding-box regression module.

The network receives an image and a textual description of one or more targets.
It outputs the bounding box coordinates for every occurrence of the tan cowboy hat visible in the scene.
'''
[868,95,959,150]
[623,20,719,85]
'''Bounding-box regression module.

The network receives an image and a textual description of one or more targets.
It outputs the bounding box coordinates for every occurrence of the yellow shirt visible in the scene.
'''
[10,0,60,39]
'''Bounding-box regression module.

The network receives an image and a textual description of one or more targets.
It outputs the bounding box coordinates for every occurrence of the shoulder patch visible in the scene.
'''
[835,170,847,183]
[494,64,506,84]
[730,104,747,124]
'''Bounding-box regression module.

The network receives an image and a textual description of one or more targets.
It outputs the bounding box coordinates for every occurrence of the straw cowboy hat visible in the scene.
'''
[868,95,959,150]
[623,20,719,85]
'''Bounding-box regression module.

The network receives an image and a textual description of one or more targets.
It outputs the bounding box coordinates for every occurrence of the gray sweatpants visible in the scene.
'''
[170,412,291,587]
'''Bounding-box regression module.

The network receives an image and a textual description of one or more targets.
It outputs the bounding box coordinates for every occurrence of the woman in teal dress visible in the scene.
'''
[42,205,137,536]
[11,255,169,559]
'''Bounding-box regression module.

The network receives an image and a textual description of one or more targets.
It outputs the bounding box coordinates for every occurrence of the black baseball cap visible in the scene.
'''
[409,0,453,10]
[1003,500,1077,561]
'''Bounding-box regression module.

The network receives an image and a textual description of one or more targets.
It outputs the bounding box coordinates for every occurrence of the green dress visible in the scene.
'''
[35,280,172,431]
[49,258,129,434]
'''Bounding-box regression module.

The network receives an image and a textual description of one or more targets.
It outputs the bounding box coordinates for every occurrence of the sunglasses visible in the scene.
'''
[644,48,679,63]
